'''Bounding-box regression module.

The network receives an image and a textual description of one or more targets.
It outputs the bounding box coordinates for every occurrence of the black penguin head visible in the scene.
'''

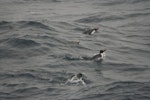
[77,73,83,78]
[94,27,99,31]
[100,49,106,53]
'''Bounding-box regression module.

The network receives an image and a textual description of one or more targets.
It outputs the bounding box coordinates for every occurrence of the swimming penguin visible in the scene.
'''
[65,73,86,86]
[91,49,106,60]
[83,27,99,35]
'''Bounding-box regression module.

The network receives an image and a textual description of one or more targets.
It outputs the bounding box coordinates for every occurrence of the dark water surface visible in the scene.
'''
[0,0,150,100]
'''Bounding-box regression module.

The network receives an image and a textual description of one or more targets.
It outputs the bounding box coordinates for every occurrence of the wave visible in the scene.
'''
[0,21,56,31]
[12,87,39,94]
[18,21,55,30]
[77,81,150,100]
[97,0,150,6]
[122,67,149,72]
[75,15,125,23]
[0,21,10,25]
[0,46,50,60]
[0,48,17,59]
[0,72,36,79]
[105,81,150,93]
[12,0,61,4]
[24,0,61,2]
[6,38,40,48]
[0,72,51,86]
[0,87,41,100]
[0,70,69,84]
[129,0,150,4]
[76,11,150,24]
[124,12,150,18]
[99,0,126,6]
[121,45,150,53]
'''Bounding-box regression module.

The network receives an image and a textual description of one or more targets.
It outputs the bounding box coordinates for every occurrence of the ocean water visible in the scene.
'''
[0,0,150,100]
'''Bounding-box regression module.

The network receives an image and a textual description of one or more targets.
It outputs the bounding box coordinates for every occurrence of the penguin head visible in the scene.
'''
[100,49,107,53]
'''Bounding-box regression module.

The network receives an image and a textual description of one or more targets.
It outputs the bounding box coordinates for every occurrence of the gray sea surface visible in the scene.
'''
[0,0,150,100]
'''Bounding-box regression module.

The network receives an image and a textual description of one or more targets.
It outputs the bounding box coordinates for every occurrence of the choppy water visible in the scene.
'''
[0,0,150,100]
